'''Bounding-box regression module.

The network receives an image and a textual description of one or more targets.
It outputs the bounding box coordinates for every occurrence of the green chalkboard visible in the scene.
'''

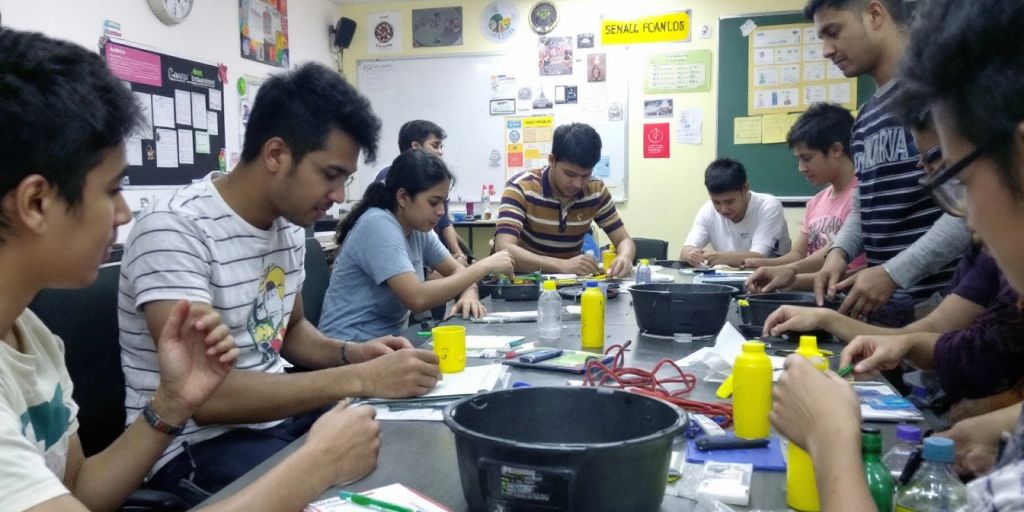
[716,12,875,199]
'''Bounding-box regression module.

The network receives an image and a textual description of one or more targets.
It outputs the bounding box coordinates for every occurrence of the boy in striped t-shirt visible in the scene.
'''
[495,123,637,278]
[805,0,970,324]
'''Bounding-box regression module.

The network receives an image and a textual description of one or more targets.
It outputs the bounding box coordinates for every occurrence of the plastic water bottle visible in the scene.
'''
[884,425,923,481]
[481,185,492,220]
[538,280,562,342]
[787,335,828,511]
[635,258,652,285]
[862,426,895,512]
[580,281,605,349]
[894,437,967,512]
[732,342,772,439]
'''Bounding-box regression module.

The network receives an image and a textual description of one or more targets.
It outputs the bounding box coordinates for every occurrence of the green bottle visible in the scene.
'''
[862,426,895,512]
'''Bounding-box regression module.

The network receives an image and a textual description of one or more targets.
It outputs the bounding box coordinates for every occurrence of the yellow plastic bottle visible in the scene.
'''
[732,342,772,439]
[580,281,605,349]
[786,336,829,511]
[602,244,616,272]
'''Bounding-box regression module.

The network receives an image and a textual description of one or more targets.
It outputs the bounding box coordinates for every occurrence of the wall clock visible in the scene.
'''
[148,0,194,26]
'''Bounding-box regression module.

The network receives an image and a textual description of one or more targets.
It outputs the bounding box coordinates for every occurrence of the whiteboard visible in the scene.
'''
[356,52,628,203]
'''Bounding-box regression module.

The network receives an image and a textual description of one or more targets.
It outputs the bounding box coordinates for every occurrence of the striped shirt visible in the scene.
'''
[969,409,1024,510]
[852,80,955,300]
[118,173,305,475]
[496,167,623,257]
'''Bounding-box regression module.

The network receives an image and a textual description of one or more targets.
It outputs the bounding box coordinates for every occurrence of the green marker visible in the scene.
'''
[837,364,855,377]
[417,331,431,338]
[339,491,413,512]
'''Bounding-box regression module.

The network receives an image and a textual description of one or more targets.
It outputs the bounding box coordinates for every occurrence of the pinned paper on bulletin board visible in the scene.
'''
[734,117,762,145]
[645,50,712,94]
[505,115,553,177]
[643,122,670,158]
[760,114,790,144]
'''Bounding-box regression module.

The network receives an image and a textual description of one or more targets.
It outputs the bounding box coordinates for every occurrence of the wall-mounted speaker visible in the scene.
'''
[329,17,356,49]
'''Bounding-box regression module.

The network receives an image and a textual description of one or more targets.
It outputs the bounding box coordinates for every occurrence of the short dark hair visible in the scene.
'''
[804,0,906,25]
[398,120,446,152]
[705,158,748,194]
[551,123,602,169]
[898,0,1024,195]
[336,149,454,244]
[0,29,140,234]
[241,63,381,166]
[787,103,855,156]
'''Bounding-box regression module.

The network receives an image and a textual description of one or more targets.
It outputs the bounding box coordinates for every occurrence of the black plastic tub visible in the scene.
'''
[444,387,686,512]
[629,283,737,336]
[740,292,845,326]
[478,282,541,301]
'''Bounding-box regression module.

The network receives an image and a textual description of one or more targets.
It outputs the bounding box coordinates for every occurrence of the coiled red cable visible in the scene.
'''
[582,340,734,427]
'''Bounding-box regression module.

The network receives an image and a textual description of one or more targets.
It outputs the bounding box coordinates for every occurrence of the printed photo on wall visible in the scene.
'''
[538,36,573,76]
[644,98,674,118]
[576,33,594,48]
[412,7,463,47]
[532,88,554,109]
[239,0,290,68]
[588,53,606,82]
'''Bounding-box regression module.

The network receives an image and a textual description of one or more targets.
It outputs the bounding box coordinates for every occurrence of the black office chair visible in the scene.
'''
[633,237,669,262]
[29,263,187,511]
[302,238,331,325]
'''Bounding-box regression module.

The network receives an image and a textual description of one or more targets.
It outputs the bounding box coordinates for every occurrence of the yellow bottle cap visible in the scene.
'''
[742,341,766,353]
[796,335,820,357]
[542,280,556,291]
[639,258,649,265]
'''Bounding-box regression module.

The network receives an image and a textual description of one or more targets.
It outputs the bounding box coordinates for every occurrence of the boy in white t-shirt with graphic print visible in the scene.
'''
[681,158,792,268]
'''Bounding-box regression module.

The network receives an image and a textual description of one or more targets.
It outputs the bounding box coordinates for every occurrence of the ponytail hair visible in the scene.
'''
[336,148,455,244]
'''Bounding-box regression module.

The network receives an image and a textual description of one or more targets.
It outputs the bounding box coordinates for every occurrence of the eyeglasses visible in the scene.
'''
[344,174,356,187]
[923,146,942,167]
[918,146,985,218]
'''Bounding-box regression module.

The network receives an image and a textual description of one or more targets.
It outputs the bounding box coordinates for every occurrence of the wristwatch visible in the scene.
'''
[142,400,186,436]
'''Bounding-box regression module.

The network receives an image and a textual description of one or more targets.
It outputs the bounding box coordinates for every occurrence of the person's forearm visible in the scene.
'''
[832,193,863,260]
[715,251,762,268]
[199,442,337,512]
[680,245,699,261]
[399,265,487,312]
[74,394,189,511]
[903,332,941,370]
[883,214,972,289]
[759,251,805,267]
[788,248,829,274]
[500,243,563,273]
[193,367,357,424]
[820,309,898,341]
[904,295,984,334]
[280,318,348,369]
[614,238,636,263]
[809,436,877,512]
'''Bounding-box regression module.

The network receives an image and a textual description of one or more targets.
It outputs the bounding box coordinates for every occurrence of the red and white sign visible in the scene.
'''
[643,122,670,158]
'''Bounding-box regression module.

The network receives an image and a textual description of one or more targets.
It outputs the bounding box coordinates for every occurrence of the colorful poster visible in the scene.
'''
[105,43,162,87]
[747,22,857,115]
[480,1,519,43]
[643,123,670,158]
[239,0,289,68]
[601,11,691,45]
[412,7,463,48]
[538,36,573,76]
[368,12,402,53]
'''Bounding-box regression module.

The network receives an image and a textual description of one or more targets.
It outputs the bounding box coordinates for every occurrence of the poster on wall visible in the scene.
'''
[368,11,402,53]
[102,38,226,186]
[412,7,464,48]
[538,36,573,76]
[239,0,289,68]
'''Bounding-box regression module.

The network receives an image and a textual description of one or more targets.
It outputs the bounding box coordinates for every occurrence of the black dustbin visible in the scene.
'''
[444,387,687,511]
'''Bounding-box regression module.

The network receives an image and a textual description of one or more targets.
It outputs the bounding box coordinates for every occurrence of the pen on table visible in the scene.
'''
[339,491,414,512]
[837,364,855,378]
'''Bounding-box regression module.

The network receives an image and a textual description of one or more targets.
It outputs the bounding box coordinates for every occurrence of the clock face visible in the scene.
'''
[149,0,193,25]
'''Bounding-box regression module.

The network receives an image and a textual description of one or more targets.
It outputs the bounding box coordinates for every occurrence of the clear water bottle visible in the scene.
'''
[482,185,492,220]
[894,437,967,512]
[884,425,923,481]
[538,280,562,342]
[635,258,652,285]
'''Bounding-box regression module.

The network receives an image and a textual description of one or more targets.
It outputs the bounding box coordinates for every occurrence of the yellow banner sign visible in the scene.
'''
[522,116,553,128]
[601,11,691,45]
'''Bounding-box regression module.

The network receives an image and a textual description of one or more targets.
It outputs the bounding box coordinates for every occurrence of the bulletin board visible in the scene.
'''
[356,51,628,203]
[716,12,875,200]
[102,38,226,186]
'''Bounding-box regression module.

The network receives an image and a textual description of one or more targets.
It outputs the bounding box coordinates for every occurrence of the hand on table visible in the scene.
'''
[344,336,413,364]
[746,266,797,293]
[835,265,898,320]
[352,349,441,398]
[304,400,381,485]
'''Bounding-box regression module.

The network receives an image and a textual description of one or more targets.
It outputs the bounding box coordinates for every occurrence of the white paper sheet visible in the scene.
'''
[132,92,153,139]
[155,128,178,168]
[125,137,143,166]
[177,129,194,165]
[191,92,207,130]
[206,111,219,135]
[174,90,191,126]
[152,95,176,128]
[208,88,222,111]
[195,131,211,154]
[306,483,449,512]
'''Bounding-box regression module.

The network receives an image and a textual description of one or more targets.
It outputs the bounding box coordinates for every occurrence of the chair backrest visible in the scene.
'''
[302,238,330,325]
[633,237,669,262]
[28,263,124,456]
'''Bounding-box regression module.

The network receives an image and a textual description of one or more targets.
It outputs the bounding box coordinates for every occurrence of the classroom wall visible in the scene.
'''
[0,0,344,239]
[336,0,808,258]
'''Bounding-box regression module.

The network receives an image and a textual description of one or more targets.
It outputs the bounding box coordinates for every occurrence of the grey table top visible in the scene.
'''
[205,270,926,511]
